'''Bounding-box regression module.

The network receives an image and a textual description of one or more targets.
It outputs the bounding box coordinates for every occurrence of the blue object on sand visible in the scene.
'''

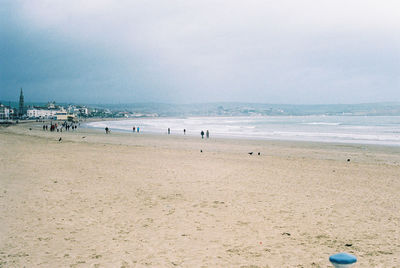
[329,253,357,264]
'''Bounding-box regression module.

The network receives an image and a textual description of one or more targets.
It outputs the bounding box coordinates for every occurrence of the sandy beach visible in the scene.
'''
[1,121,399,267]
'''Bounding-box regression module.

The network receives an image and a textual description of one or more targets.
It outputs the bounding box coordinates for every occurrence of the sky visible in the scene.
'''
[1,0,399,104]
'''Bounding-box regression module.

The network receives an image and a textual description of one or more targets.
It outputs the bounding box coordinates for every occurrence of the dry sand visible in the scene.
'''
[1,122,399,267]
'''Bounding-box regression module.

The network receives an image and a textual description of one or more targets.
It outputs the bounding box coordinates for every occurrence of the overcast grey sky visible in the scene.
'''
[1,0,399,104]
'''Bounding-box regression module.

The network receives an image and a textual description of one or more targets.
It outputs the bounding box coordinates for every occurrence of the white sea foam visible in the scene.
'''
[302,122,341,126]
[85,116,400,146]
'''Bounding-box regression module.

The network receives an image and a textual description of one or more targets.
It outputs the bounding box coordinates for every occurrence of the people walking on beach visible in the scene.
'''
[168,128,170,135]
[183,129,186,135]
[201,130,204,139]
[206,130,209,139]
[137,127,140,133]
[105,127,109,134]
[133,126,135,132]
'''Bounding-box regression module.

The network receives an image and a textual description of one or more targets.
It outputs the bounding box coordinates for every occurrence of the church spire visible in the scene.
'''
[18,88,25,118]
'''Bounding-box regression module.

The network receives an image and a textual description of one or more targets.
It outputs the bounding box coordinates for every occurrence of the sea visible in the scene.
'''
[85,115,400,146]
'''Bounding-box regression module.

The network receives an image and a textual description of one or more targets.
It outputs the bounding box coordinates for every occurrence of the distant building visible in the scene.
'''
[26,107,59,119]
[56,111,76,121]
[18,88,25,118]
[67,105,89,117]
[55,111,68,121]
[0,104,11,120]
[79,107,89,116]
[47,101,56,109]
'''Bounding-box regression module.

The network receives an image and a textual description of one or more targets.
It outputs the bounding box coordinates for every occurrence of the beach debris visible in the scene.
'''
[82,136,86,138]
[345,243,353,247]
[329,252,357,267]
[258,152,261,155]
[347,158,351,162]
[200,150,203,153]
[248,152,253,155]
[58,137,62,142]
[281,232,291,236]
[29,128,32,130]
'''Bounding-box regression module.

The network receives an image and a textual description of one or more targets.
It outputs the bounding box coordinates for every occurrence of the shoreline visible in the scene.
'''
[3,120,400,165]
[83,116,400,148]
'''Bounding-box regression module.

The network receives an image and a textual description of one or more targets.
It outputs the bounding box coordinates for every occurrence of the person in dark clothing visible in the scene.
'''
[201,130,204,139]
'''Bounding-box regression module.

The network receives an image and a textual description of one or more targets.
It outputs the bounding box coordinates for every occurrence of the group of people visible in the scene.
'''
[166,128,209,139]
[200,130,210,139]
[43,121,78,132]
[104,126,210,138]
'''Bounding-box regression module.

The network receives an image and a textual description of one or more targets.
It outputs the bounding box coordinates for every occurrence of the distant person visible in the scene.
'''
[133,126,136,132]
[183,129,186,135]
[105,127,109,134]
[206,130,209,139]
[137,127,140,133]
[168,128,170,135]
[43,125,45,131]
[201,130,204,139]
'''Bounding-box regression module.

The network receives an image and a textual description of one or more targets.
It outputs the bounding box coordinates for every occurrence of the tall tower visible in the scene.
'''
[18,88,25,118]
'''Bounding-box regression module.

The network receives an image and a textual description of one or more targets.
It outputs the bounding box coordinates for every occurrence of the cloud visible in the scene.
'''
[1,0,400,103]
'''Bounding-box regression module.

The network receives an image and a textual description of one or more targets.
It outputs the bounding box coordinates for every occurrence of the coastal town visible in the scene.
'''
[0,88,153,123]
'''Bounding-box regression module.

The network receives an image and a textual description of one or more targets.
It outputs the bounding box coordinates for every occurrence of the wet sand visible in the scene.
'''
[1,122,399,267]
